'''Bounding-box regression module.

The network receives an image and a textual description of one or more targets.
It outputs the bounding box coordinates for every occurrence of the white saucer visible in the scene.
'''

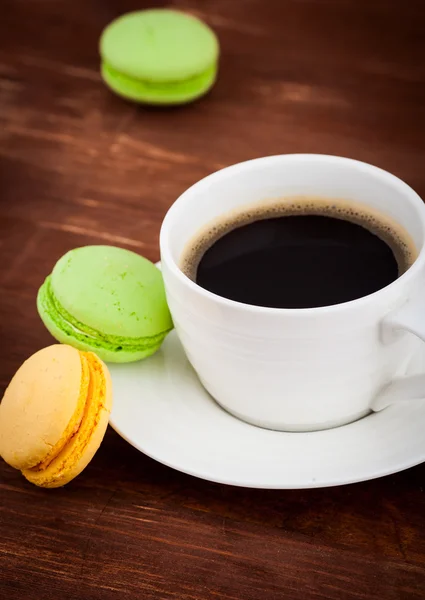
[109,331,425,489]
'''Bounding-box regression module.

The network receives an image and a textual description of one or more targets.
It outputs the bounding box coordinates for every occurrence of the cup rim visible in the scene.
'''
[160,154,425,315]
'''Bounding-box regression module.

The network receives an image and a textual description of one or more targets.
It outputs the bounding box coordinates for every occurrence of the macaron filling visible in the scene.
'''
[24,352,108,487]
[38,276,171,354]
[101,61,217,103]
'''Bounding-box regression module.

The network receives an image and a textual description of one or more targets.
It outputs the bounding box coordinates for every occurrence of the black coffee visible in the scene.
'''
[181,199,416,309]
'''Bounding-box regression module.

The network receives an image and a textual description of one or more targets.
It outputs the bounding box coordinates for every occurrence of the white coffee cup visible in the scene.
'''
[160,154,425,432]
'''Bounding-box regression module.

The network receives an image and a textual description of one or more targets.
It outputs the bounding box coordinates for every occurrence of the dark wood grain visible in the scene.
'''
[1,1,425,598]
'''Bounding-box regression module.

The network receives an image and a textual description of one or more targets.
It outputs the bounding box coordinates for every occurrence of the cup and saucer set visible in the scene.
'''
[110,155,425,489]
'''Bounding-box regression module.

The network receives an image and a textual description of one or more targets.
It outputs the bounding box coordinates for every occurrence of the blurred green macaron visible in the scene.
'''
[37,245,173,363]
[99,9,219,105]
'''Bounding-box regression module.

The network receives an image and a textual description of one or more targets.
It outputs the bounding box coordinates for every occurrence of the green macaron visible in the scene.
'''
[37,246,173,363]
[99,9,219,105]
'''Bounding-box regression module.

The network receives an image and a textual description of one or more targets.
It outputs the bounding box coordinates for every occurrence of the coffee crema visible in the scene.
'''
[180,197,417,309]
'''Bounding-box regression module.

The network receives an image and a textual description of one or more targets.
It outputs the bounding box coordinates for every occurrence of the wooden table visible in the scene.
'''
[2,1,425,598]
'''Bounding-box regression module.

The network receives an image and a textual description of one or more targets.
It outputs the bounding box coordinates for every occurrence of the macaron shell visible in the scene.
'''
[37,293,165,363]
[100,9,219,82]
[0,345,83,470]
[50,246,173,339]
[101,61,217,105]
[23,352,112,488]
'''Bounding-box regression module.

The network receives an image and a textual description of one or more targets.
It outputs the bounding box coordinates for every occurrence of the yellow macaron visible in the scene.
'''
[0,344,112,488]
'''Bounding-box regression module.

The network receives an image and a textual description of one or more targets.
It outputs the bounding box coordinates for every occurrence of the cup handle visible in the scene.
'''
[372,300,425,411]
